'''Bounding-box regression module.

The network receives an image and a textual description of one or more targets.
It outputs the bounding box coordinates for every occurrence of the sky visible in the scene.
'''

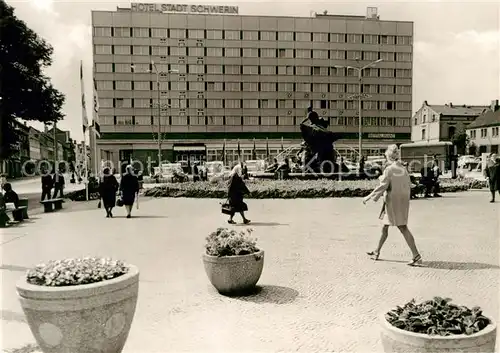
[6,0,500,142]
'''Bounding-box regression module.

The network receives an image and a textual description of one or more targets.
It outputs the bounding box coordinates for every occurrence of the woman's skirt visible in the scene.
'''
[122,192,136,206]
[229,200,248,213]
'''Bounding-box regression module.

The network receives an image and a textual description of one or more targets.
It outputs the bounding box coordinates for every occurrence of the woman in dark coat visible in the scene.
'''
[227,164,250,224]
[485,155,500,202]
[99,168,119,218]
[120,165,140,218]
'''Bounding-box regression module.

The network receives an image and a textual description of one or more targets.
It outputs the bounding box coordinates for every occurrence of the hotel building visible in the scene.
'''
[92,5,413,169]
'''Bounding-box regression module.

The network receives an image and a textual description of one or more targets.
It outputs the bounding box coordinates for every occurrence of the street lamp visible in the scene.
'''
[131,61,178,169]
[334,58,383,159]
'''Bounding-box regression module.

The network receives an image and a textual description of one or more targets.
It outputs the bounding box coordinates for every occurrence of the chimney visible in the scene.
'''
[449,102,453,108]
[424,100,428,105]
[491,99,499,112]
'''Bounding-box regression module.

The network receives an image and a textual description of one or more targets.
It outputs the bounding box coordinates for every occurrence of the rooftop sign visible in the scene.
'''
[131,3,239,14]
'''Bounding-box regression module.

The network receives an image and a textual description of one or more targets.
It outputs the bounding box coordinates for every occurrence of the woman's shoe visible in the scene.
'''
[408,254,422,266]
[126,214,131,219]
[243,219,251,224]
[366,251,380,261]
[227,219,236,224]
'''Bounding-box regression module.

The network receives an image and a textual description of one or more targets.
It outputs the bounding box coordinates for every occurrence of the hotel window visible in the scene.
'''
[206,82,223,91]
[396,69,412,78]
[225,65,241,75]
[296,83,310,92]
[260,31,276,41]
[330,50,346,60]
[188,29,204,39]
[396,118,410,127]
[115,63,131,73]
[260,66,275,75]
[481,128,488,138]
[296,32,311,41]
[278,48,293,58]
[135,116,151,125]
[116,116,134,125]
[260,82,276,92]
[260,49,276,58]
[226,116,241,125]
[331,100,344,109]
[170,29,186,39]
[134,99,151,108]
[313,66,328,76]
[312,83,328,93]
[347,34,362,43]
[295,49,311,59]
[170,47,187,56]
[243,116,259,125]
[190,116,205,125]
[98,98,113,108]
[363,101,378,110]
[242,66,258,75]
[278,66,294,75]
[362,51,378,61]
[278,31,293,41]
[171,116,188,125]
[152,46,168,55]
[207,47,223,57]
[363,68,378,77]
[396,102,411,110]
[243,83,258,92]
[94,27,112,37]
[95,63,112,72]
[396,52,412,62]
[312,32,329,42]
[243,100,259,109]
[207,99,223,108]
[189,82,204,91]
[224,30,240,40]
[346,84,359,93]
[278,116,294,126]
[278,99,293,108]
[313,50,328,59]
[171,81,187,90]
[379,68,395,78]
[206,30,223,39]
[329,67,343,76]
[225,82,240,91]
[151,28,167,38]
[379,52,395,61]
[346,68,357,77]
[225,48,240,57]
[133,81,149,91]
[101,116,114,125]
[347,50,362,60]
[379,85,394,94]
[113,81,130,90]
[346,100,356,110]
[190,99,204,109]
[278,83,294,92]
[114,98,132,108]
[363,84,378,94]
[189,47,204,56]
[132,28,149,37]
[397,36,412,45]
[131,63,149,73]
[363,34,378,44]
[396,85,412,94]
[207,116,223,125]
[189,65,204,74]
[380,35,396,45]
[225,99,241,108]
[242,30,258,40]
[296,100,310,109]
[295,66,310,76]
[206,65,223,74]
[242,48,258,57]
[113,27,130,37]
[114,45,131,55]
[132,46,149,55]
[94,45,112,55]
[330,33,346,43]
[329,84,344,93]
[260,116,276,125]
[260,99,276,108]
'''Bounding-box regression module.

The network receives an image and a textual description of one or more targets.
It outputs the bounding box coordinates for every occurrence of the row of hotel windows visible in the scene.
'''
[96,63,412,78]
[96,80,412,94]
[470,127,500,139]
[94,45,412,62]
[103,98,412,110]
[101,115,410,126]
[94,27,412,45]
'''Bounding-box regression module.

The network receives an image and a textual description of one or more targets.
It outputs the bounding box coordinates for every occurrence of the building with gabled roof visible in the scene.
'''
[466,100,500,154]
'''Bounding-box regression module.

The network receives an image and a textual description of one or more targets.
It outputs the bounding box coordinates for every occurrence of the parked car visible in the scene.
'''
[206,161,230,180]
[244,160,266,176]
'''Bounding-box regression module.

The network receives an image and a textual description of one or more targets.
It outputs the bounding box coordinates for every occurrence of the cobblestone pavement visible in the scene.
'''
[1,191,499,352]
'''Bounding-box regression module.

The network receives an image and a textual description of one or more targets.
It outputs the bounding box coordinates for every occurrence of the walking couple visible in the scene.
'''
[99,165,140,218]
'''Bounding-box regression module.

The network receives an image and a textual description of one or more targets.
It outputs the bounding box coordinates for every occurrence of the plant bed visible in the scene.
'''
[380,297,496,353]
[16,257,139,353]
[203,228,264,295]
[144,178,474,199]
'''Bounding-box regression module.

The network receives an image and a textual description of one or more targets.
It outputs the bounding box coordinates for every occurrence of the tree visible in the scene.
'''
[0,0,65,160]
[451,130,469,155]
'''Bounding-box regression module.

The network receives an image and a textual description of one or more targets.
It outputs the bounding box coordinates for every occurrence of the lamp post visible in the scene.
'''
[131,62,178,169]
[334,58,383,159]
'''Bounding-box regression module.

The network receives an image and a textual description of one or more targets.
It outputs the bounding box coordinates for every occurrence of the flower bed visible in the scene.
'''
[144,178,475,199]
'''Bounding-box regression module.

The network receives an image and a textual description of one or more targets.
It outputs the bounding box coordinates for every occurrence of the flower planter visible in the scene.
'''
[379,312,497,353]
[16,265,139,353]
[203,251,264,294]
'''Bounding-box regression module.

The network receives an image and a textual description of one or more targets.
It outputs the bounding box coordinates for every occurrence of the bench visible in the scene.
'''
[18,198,29,219]
[40,198,64,213]
[0,206,28,227]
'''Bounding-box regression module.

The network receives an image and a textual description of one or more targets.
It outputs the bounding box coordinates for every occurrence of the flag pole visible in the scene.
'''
[83,132,89,201]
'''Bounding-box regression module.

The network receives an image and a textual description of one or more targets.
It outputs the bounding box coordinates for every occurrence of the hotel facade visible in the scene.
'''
[92,5,413,170]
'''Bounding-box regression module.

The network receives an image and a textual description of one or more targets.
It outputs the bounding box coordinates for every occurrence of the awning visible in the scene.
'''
[173,146,206,152]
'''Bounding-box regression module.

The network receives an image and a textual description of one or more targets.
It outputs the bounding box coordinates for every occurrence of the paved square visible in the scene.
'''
[1,191,499,352]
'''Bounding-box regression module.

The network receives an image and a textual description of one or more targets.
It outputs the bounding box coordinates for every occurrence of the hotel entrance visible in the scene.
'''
[173,144,207,173]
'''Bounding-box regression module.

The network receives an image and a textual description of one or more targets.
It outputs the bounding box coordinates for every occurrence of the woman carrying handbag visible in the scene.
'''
[224,163,251,225]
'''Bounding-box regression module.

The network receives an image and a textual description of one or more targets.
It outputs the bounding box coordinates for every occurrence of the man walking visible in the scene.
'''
[485,154,500,203]
[52,170,65,199]
[41,169,53,201]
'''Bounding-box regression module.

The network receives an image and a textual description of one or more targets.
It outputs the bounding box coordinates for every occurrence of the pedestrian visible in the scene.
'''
[40,169,53,201]
[119,165,139,218]
[52,170,65,199]
[485,154,500,203]
[363,144,422,266]
[99,167,119,217]
[2,183,19,208]
[227,163,251,225]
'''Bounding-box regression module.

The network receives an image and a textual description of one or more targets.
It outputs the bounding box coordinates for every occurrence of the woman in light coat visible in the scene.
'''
[363,144,422,266]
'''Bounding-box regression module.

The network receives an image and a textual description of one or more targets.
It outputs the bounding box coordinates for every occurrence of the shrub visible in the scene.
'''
[385,297,491,336]
[26,257,129,287]
[205,228,259,257]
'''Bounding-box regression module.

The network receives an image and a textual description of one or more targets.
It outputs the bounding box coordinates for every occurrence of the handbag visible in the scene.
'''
[97,200,101,209]
[116,198,124,207]
[221,199,232,215]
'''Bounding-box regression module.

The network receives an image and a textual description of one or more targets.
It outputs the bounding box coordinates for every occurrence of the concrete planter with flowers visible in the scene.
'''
[16,258,139,353]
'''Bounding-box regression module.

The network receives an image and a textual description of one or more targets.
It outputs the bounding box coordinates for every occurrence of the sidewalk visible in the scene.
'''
[1,191,498,352]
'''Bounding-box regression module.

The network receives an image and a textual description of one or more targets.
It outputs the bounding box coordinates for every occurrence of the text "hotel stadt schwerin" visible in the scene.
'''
[131,2,239,14]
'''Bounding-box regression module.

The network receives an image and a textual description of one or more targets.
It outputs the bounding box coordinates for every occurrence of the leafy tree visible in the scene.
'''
[451,130,469,155]
[0,0,65,160]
